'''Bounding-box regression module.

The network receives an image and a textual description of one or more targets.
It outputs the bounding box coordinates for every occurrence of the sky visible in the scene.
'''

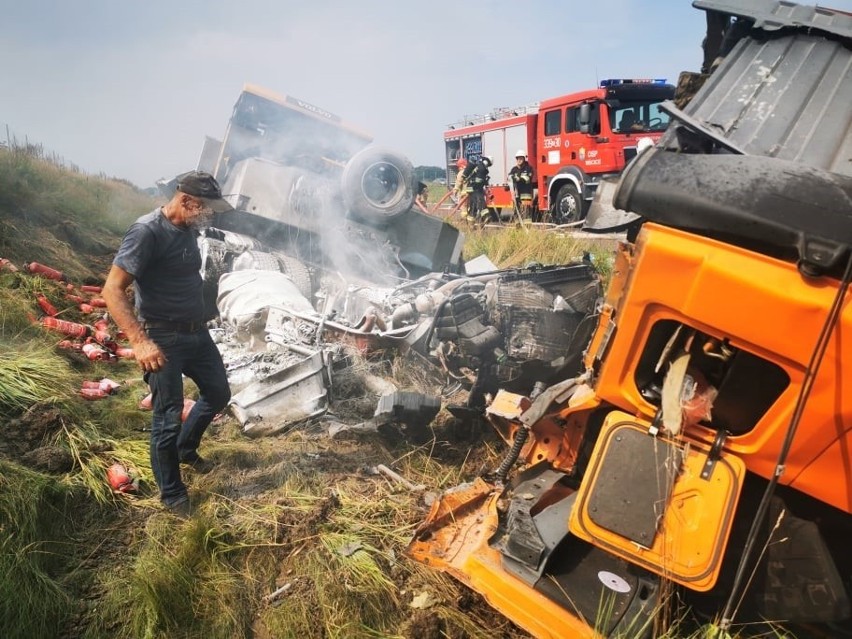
[2,0,851,188]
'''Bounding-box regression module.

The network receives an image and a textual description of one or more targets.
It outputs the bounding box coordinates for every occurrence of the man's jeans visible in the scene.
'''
[146,327,230,506]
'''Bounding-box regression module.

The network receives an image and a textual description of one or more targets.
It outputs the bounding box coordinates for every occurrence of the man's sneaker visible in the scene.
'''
[164,495,191,518]
[181,456,215,474]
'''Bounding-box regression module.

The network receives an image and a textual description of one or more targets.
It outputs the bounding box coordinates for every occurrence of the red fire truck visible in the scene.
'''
[443,79,675,223]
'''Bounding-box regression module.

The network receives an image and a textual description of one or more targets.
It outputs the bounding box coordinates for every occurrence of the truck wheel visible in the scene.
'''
[552,183,583,224]
[342,146,415,225]
[232,250,281,272]
[274,253,314,300]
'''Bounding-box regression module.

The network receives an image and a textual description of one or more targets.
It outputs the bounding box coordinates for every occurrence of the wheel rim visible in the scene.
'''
[558,192,579,223]
[361,161,405,209]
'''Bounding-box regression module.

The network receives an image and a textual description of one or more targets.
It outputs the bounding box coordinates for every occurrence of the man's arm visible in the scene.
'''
[102,264,165,373]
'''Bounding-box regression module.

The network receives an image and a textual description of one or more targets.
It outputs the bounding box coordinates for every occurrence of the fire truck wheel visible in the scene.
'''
[553,183,583,224]
[342,146,415,225]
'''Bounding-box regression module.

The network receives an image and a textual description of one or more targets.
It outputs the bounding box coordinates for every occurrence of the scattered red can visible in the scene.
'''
[79,303,95,314]
[25,262,67,282]
[82,342,111,361]
[114,347,135,359]
[65,293,86,304]
[41,316,90,338]
[0,258,19,272]
[57,339,83,352]
[92,329,112,343]
[89,298,107,308]
[80,387,109,400]
[106,463,137,493]
[81,285,103,294]
[82,378,121,394]
[36,295,58,317]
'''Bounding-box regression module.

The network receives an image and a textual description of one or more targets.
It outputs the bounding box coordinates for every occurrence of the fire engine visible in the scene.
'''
[443,79,675,223]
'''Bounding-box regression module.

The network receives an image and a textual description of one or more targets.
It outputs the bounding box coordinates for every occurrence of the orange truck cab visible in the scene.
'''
[443,79,674,223]
[412,1,852,636]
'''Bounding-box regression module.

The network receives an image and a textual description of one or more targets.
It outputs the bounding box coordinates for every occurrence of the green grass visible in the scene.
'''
[0,146,151,235]
[0,461,77,639]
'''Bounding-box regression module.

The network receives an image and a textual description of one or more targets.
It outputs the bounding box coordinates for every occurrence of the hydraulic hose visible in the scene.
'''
[494,427,529,485]
[493,381,547,485]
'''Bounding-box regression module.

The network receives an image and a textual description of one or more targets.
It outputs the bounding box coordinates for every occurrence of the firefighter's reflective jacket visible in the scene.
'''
[463,161,490,193]
[509,161,534,197]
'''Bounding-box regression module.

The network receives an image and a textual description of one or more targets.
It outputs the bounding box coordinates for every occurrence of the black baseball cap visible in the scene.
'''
[175,171,233,213]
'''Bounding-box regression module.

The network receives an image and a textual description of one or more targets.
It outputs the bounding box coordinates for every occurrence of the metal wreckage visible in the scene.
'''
[178,0,851,635]
[176,84,601,438]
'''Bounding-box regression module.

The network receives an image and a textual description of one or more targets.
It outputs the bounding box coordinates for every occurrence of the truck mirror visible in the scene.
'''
[579,104,590,134]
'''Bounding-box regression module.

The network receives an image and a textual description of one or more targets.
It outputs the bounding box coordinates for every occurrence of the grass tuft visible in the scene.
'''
[0,341,76,414]
[0,460,76,639]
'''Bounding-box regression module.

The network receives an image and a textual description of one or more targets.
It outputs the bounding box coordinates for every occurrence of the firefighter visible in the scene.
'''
[452,157,468,202]
[463,155,492,222]
[508,150,534,220]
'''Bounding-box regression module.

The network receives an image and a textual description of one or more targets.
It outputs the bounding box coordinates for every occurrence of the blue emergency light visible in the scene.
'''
[599,78,668,87]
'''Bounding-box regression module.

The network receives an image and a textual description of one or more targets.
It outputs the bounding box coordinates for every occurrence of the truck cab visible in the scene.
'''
[539,79,674,223]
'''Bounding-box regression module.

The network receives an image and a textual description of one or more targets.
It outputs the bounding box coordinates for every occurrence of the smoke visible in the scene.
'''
[209,88,413,288]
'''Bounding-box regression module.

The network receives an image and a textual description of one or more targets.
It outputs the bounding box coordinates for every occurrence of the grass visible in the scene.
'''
[0,460,77,638]
[0,342,75,413]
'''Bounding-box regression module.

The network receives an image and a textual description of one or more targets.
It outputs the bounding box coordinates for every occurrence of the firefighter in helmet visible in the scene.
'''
[463,155,492,222]
[508,149,534,220]
[452,157,468,204]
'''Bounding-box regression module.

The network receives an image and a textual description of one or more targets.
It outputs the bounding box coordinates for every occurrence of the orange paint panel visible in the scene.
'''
[593,224,851,513]
[408,479,601,638]
[569,412,745,591]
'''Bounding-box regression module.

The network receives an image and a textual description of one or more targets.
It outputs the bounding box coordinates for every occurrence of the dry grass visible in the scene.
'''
[0,342,76,413]
[457,223,614,274]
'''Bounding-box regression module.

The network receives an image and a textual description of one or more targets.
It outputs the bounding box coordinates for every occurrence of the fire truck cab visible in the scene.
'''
[444,79,675,223]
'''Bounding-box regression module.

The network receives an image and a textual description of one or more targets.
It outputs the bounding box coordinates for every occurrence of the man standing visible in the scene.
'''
[103,171,233,516]
[508,150,534,220]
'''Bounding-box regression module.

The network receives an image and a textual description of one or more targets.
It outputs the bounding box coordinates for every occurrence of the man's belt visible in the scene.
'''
[143,319,206,333]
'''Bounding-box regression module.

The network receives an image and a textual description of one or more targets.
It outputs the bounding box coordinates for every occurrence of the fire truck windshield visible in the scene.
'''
[611,101,671,133]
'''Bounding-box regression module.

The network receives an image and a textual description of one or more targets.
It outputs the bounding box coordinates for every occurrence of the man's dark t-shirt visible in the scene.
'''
[113,208,203,323]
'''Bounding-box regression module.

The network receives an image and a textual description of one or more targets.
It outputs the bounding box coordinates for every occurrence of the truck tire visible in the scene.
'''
[341,146,415,225]
[232,250,281,272]
[274,253,314,300]
[552,183,583,224]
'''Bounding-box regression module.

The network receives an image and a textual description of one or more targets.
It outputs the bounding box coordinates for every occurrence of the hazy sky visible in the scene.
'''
[3,0,851,188]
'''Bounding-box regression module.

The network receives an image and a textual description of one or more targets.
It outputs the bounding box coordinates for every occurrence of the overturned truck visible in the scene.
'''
[408,2,852,637]
[198,84,464,287]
